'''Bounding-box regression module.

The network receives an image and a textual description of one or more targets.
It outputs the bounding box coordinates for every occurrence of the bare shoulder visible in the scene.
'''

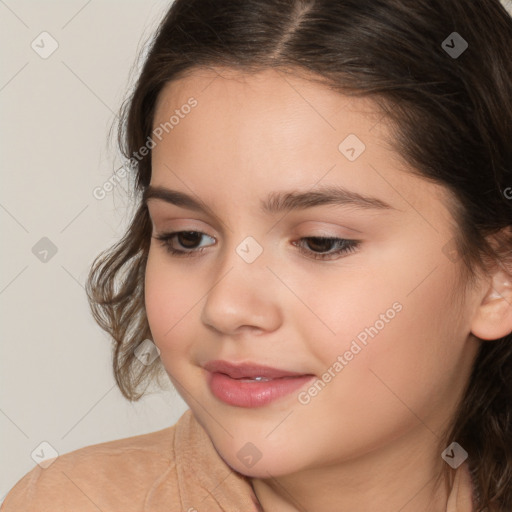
[1,425,178,512]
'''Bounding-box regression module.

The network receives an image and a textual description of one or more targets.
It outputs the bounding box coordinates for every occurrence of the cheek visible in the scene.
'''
[338,267,465,423]
[285,257,404,372]
[144,251,197,364]
[296,242,466,421]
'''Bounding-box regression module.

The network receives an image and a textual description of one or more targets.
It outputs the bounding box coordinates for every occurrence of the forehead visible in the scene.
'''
[152,67,390,177]
[154,66,384,134]
[150,67,454,224]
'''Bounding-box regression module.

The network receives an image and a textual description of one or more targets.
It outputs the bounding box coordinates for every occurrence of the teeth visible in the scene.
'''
[238,376,272,382]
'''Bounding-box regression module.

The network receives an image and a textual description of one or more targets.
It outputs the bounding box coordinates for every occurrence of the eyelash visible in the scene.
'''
[153,231,360,261]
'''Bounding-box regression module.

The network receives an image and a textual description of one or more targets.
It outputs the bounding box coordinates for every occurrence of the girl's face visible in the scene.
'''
[144,68,482,478]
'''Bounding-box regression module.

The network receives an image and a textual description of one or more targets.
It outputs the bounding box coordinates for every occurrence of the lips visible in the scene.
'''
[203,360,316,407]
[203,360,310,379]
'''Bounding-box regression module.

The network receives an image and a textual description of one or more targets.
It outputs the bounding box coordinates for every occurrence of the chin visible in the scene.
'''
[215,444,306,480]
[224,457,290,479]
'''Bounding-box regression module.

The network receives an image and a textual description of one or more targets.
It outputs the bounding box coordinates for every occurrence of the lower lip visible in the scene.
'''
[207,371,315,408]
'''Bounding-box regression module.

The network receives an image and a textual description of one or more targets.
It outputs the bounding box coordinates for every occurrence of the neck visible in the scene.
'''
[250,426,455,512]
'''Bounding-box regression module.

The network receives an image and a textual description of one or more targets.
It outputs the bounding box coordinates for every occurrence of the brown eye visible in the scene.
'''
[293,237,360,261]
[304,237,336,252]
[176,231,202,248]
[153,231,215,257]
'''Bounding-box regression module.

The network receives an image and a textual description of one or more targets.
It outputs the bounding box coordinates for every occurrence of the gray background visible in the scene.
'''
[0,0,188,501]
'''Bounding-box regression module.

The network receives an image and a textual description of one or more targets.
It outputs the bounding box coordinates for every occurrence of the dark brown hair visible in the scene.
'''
[86,0,512,509]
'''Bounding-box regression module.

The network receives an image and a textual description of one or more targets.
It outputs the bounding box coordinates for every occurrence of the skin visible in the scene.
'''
[144,67,511,511]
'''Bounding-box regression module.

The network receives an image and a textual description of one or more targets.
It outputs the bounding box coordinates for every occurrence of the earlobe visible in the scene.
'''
[470,268,512,341]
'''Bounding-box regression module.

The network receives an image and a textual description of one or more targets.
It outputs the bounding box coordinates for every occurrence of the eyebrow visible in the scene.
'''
[143,184,395,215]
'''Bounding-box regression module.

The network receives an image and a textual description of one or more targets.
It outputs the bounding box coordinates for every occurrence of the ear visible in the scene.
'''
[471,266,512,341]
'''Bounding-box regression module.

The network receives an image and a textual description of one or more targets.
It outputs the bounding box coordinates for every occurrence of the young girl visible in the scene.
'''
[2,0,511,511]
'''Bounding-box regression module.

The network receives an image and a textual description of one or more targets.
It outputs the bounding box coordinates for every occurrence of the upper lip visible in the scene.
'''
[203,360,311,379]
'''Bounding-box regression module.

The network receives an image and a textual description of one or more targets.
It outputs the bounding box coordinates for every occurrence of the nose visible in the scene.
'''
[200,241,283,336]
